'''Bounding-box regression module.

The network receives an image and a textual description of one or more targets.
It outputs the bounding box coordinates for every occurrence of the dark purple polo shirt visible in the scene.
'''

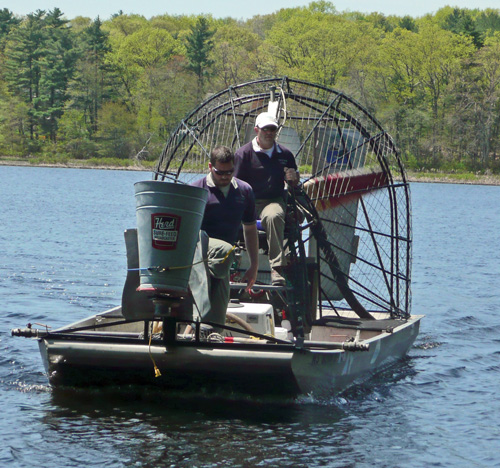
[191,176,256,245]
[234,140,297,200]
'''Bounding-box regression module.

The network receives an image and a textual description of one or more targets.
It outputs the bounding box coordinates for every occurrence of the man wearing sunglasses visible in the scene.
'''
[192,146,259,328]
[234,112,300,286]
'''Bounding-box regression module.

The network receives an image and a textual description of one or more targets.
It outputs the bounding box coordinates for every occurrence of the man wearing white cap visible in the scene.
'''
[234,112,300,286]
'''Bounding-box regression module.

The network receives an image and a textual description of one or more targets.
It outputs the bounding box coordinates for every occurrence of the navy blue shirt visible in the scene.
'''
[191,176,256,245]
[234,140,297,200]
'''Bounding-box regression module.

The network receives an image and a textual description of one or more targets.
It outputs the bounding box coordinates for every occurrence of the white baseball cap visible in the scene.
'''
[255,112,278,129]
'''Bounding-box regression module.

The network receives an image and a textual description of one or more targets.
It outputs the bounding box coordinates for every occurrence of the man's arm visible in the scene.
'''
[241,222,259,291]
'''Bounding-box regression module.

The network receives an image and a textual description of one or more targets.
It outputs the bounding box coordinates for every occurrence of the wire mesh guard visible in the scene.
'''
[154,77,411,320]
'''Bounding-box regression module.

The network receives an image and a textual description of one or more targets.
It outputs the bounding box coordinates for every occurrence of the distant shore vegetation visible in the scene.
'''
[1,3,500,175]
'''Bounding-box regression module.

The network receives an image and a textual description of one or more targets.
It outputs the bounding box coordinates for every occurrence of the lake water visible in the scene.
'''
[1,166,499,467]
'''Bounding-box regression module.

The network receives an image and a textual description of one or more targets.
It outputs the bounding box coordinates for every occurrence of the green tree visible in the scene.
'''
[112,26,181,126]
[4,9,77,143]
[448,32,500,170]
[185,16,215,95]
[211,23,261,88]
[417,22,474,120]
[476,9,500,37]
[57,108,98,158]
[380,23,475,116]
[0,82,30,155]
[377,22,474,163]
[69,16,93,33]
[365,12,394,32]
[35,8,78,141]
[4,10,46,141]
[442,8,483,48]
[399,15,418,32]
[0,8,21,49]
[150,14,195,38]
[95,101,136,158]
[266,6,370,88]
[68,17,117,137]
[245,13,279,39]
[102,13,149,41]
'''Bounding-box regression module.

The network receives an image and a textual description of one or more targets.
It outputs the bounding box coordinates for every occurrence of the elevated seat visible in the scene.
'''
[236,220,269,252]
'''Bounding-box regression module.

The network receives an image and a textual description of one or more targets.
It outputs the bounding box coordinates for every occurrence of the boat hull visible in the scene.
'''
[291,316,421,395]
[38,316,422,397]
[39,338,299,396]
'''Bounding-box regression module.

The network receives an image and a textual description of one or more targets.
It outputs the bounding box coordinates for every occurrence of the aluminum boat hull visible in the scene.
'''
[36,311,422,397]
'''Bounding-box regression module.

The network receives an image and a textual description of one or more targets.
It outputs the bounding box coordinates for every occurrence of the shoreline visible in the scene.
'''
[0,159,151,172]
[1,159,499,186]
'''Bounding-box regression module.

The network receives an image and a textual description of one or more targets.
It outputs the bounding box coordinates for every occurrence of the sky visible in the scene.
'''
[2,0,499,20]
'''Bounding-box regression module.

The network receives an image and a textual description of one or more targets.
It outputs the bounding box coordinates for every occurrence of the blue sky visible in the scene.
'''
[3,0,499,20]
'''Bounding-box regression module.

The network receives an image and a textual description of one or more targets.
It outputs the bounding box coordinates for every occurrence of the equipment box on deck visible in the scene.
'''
[225,302,274,337]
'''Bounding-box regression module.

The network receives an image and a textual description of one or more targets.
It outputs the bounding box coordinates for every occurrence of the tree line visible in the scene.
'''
[1,2,500,173]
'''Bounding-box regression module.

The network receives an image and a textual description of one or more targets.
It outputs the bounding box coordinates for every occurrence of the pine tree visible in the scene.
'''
[0,8,21,50]
[443,8,483,48]
[68,17,117,137]
[4,11,46,140]
[185,17,215,95]
[35,8,78,141]
[4,9,78,142]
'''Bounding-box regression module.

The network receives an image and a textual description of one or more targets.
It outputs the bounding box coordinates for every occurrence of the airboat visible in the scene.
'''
[12,77,422,397]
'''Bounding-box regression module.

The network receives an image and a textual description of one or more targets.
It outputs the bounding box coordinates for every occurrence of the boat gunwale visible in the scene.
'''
[39,332,298,353]
[39,315,423,354]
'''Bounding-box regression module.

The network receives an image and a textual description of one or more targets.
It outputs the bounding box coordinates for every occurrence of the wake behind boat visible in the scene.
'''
[12,77,422,398]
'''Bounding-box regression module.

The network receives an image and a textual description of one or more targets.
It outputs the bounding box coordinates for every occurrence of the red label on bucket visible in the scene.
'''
[151,213,181,250]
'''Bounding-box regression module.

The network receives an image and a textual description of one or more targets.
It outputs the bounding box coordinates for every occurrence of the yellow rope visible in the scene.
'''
[148,327,161,378]
[220,244,237,263]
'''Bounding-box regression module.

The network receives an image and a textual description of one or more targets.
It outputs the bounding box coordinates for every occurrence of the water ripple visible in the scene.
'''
[2,171,500,467]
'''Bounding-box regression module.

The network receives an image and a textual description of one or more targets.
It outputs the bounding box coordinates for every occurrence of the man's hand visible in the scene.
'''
[241,267,257,293]
[242,223,259,293]
[284,167,299,186]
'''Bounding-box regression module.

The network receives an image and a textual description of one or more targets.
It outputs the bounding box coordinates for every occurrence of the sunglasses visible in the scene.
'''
[212,167,234,176]
[260,126,278,132]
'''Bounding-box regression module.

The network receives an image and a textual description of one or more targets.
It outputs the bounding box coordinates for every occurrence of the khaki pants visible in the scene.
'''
[203,237,234,328]
[256,197,286,269]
